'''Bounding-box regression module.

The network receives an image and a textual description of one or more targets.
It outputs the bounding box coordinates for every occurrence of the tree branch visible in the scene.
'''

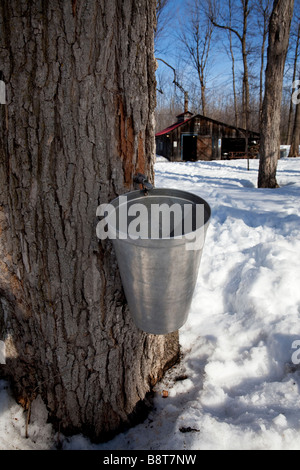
[209,16,243,43]
[156,57,186,93]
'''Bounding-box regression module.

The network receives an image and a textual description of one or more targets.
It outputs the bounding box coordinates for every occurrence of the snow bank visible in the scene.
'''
[1,158,300,450]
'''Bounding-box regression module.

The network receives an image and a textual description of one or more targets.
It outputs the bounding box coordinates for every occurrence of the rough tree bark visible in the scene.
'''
[256,0,272,127]
[258,0,294,188]
[0,0,179,442]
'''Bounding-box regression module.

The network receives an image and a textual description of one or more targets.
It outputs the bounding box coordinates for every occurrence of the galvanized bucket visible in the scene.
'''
[107,188,211,335]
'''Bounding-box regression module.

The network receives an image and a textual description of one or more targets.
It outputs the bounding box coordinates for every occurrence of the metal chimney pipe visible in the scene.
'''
[184,91,189,113]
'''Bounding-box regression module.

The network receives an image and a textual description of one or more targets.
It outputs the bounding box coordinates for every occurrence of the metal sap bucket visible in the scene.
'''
[107,188,211,335]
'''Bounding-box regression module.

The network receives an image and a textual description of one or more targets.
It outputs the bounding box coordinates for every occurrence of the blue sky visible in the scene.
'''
[155,0,251,107]
[155,0,299,112]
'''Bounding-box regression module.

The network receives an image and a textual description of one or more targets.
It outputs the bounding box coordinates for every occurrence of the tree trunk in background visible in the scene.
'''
[258,0,294,188]
[0,0,179,442]
[210,0,250,138]
[241,0,250,134]
[288,88,300,157]
[286,24,300,145]
[228,0,238,128]
[258,0,272,128]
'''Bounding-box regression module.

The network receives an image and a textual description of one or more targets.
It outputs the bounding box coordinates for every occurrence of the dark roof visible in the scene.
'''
[155,114,260,137]
[155,117,194,136]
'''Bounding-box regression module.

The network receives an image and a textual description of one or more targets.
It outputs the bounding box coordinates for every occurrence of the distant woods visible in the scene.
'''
[155,0,300,146]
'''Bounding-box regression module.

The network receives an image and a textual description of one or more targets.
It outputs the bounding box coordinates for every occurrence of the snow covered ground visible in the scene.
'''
[1,157,300,450]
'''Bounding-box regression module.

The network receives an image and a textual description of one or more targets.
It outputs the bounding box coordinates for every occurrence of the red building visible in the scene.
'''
[155,111,260,162]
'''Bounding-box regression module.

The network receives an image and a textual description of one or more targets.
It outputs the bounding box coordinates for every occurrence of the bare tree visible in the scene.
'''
[258,0,295,188]
[288,75,300,157]
[155,0,172,53]
[156,58,187,97]
[286,22,300,145]
[210,0,251,132]
[227,0,239,128]
[255,0,273,125]
[0,0,179,442]
[179,0,214,116]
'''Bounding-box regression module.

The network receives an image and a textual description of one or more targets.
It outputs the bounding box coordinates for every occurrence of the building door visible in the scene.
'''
[197,136,212,160]
[182,134,197,161]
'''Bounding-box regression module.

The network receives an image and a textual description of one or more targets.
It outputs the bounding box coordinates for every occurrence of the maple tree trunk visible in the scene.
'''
[286,24,300,145]
[258,0,294,188]
[288,97,300,157]
[0,0,179,442]
[288,72,300,158]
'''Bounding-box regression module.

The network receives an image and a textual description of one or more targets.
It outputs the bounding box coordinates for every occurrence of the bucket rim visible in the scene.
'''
[106,187,211,242]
